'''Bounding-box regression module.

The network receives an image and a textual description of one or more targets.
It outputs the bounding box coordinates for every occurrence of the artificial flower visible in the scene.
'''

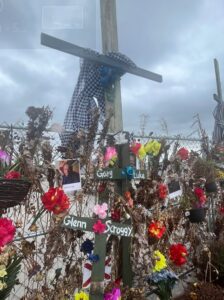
[122,166,134,180]
[104,147,118,167]
[169,244,188,266]
[4,171,21,179]
[41,187,70,215]
[148,221,166,239]
[220,206,224,214]
[176,147,189,160]
[98,183,107,193]
[0,218,16,248]
[147,269,178,284]
[144,140,161,156]
[87,254,99,263]
[0,150,10,164]
[138,144,147,160]
[0,280,6,291]
[130,141,141,155]
[80,239,94,254]
[124,191,134,208]
[158,183,168,200]
[194,187,206,207]
[93,203,108,219]
[0,265,7,278]
[104,288,121,300]
[111,209,121,222]
[74,291,89,300]
[93,220,106,234]
[217,169,224,180]
[153,250,167,272]
[147,269,178,299]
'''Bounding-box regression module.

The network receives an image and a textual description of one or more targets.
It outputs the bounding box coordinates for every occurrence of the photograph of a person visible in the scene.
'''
[58,159,81,192]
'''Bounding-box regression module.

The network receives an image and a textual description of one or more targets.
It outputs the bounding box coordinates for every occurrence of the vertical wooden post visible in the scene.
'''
[117,144,133,287]
[100,0,123,133]
[100,0,132,287]
[90,190,107,300]
[214,58,223,102]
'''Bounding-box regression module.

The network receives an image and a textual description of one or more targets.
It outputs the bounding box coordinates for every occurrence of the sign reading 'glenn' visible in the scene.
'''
[62,215,133,237]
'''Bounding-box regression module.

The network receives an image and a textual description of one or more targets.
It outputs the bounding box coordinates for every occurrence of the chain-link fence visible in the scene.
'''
[0,123,206,299]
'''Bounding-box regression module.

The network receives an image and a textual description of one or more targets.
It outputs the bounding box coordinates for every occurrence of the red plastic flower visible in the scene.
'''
[111,209,121,222]
[194,187,206,207]
[158,183,168,200]
[41,187,70,215]
[176,147,189,160]
[148,221,166,239]
[169,243,188,266]
[0,217,16,248]
[219,207,224,214]
[4,171,21,179]
[93,220,106,234]
[130,142,141,155]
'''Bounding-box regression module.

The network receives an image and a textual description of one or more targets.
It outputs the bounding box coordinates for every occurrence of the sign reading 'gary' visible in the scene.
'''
[62,215,133,237]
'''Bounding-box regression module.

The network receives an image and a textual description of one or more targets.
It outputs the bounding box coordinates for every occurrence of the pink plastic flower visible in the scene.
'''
[0,218,16,248]
[104,147,118,167]
[93,203,108,219]
[93,220,106,234]
[104,288,121,300]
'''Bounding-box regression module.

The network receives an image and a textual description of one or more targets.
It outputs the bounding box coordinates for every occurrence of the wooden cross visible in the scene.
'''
[40,33,162,83]
[41,2,162,299]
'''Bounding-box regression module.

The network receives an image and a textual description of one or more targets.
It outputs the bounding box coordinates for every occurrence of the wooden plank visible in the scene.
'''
[62,215,133,237]
[95,168,147,180]
[41,33,163,83]
[214,58,223,102]
[117,144,133,287]
[100,0,122,133]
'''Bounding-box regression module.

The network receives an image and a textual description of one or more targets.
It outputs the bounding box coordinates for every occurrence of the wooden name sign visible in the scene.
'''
[95,168,146,180]
[62,215,133,237]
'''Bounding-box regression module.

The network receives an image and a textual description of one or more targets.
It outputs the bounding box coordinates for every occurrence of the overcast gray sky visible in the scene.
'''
[0,0,223,136]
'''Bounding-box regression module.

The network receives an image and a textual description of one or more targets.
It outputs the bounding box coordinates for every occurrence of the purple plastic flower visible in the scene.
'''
[0,150,10,164]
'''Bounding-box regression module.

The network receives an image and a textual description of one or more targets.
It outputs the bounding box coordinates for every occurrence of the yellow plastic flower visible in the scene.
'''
[138,144,147,160]
[74,291,89,300]
[144,140,161,156]
[152,250,167,272]
[0,280,7,291]
[0,265,7,278]
[217,169,224,179]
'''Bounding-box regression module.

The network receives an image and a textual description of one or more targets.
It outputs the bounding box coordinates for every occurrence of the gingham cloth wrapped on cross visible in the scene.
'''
[60,50,136,147]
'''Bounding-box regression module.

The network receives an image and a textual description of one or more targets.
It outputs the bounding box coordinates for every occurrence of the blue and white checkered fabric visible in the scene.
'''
[60,50,135,147]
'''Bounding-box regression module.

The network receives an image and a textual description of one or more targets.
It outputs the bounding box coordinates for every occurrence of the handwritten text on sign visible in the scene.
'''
[62,215,133,237]
[95,168,146,180]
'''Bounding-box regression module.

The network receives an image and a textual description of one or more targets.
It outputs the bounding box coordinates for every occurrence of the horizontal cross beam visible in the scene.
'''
[41,33,163,83]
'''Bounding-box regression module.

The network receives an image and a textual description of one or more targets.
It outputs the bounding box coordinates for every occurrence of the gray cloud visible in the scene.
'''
[0,0,223,138]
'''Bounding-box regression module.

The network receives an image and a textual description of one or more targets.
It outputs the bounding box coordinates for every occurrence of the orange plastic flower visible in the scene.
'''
[148,221,166,239]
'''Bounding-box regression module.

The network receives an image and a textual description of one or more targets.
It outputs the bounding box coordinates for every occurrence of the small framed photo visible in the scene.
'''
[57,159,81,192]
[168,180,182,199]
